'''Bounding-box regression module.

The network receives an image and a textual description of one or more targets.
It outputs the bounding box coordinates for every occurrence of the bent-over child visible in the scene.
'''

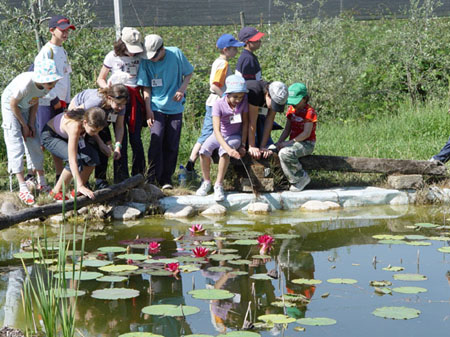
[275,83,317,192]
[1,59,63,205]
[196,75,248,201]
[41,107,107,200]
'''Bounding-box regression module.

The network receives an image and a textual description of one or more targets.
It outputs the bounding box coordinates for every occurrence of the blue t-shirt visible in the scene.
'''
[235,49,262,81]
[136,47,194,114]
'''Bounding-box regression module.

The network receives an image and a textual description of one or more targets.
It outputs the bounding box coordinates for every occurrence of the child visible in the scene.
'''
[196,75,248,201]
[97,27,146,181]
[41,107,108,200]
[235,26,265,81]
[185,33,244,179]
[68,85,128,189]
[33,14,75,183]
[1,59,63,205]
[275,83,317,192]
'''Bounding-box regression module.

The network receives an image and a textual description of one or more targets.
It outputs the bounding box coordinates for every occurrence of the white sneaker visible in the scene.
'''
[214,184,225,202]
[196,181,211,196]
[289,172,311,192]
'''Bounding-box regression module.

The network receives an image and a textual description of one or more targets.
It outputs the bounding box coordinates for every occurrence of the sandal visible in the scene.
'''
[18,191,35,206]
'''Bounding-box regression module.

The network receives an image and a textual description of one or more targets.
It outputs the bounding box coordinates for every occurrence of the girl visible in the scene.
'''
[68,84,128,189]
[1,59,62,205]
[96,27,145,182]
[275,83,317,192]
[196,75,248,202]
[41,107,107,200]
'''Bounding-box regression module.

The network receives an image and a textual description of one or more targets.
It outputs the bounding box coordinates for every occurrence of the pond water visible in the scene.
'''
[0,205,449,337]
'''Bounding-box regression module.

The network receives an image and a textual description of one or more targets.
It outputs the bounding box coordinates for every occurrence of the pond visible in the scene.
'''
[0,204,449,337]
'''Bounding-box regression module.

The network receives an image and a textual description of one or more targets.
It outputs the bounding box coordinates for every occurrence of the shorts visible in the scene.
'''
[199,133,241,158]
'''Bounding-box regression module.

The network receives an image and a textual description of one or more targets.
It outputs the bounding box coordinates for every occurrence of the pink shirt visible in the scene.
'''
[212,95,248,137]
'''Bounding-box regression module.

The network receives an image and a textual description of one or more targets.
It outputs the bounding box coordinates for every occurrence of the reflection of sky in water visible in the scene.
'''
[0,205,448,336]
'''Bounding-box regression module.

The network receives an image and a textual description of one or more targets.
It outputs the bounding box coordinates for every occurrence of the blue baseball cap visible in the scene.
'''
[225,75,248,94]
[216,34,245,49]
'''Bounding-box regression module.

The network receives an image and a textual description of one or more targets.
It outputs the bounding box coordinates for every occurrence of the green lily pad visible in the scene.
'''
[415,223,439,228]
[219,248,239,253]
[404,235,427,240]
[258,314,296,324]
[251,254,271,259]
[281,293,309,302]
[250,273,273,280]
[188,289,234,300]
[207,266,233,273]
[96,275,128,282]
[428,236,450,241]
[118,333,163,337]
[82,259,113,268]
[369,280,392,287]
[374,287,392,295]
[54,271,103,281]
[147,270,173,276]
[116,253,148,260]
[184,335,215,337]
[372,306,420,320]
[209,254,240,261]
[296,317,337,326]
[142,259,164,265]
[382,266,404,272]
[99,265,139,272]
[378,240,405,245]
[231,239,258,245]
[392,286,428,294]
[327,278,357,284]
[151,258,179,264]
[179,264,201,273]
[230,271,248,276]
[438,247,450,253]
[175,256,205,263]
[292,278,322,285]
[406,241,431,246]
[34,258,57,265]
[221,332,261,337]
[228,259,252,265]
[98,246,127,253]
[91,288,139,300]
[272,234,301,239]
[270,301,297,307]
[393,273,427,281]
[372,234,405,240]
[13,251,39,259]
[54,289,86,298]
[200,241,216,246]
[141,304,200,317]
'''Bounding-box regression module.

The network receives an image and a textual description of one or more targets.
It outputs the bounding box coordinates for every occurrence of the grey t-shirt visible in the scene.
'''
[73,89,125,116]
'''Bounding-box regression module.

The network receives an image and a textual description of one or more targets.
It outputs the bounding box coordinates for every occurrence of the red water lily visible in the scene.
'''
[258,234,274,255]
[189,224,205,235]
[127,259,134,265]
[97,253,107,260]
[148,241,161,254]
[166,262,180,277]
[192,246,209,258]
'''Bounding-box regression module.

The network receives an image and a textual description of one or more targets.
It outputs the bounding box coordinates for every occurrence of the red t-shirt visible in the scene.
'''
[286,104,317,141]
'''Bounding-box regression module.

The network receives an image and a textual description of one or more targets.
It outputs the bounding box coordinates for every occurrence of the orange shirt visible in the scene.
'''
[286,104,317,141]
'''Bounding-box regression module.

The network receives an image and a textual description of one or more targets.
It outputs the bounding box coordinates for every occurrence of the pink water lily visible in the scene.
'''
[189,224,205,235]
[166,262,180,278]
[192,246,209,258]
[127,259,134,265]
[258,234,274,255]
[148,241,161,254]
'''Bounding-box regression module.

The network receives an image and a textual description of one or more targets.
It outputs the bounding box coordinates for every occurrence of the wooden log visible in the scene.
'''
[0,174,145,230]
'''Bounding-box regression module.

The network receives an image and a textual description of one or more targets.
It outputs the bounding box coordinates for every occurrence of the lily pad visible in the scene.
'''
[228,259,252,265]
[270,301,297,308]
[116,253,148,260]
[327,278,357,284]
[392,286,427,294]
[378,240,405,245]
[258,314,296,324]
[96,275,128,282]
[250,273,273,280]
[179,264,201,273]
[428,236,450,241]
[184,335,214,337]
[54,289,86,298]
[382,266,404,272]
[152,258,179,264]
[141,304,200,317]
[91,288,139,300]
[292,278,322,285]
[147,270,173,276]
[438,247,450,253]
[207,266,233,273]
[369,280,392,287]
[281,293,309,302]
[219,248,239,253]
[372,234,405,240]
[230,271,249,276]
[98,246,127,253]
[374,287,392,295]
[118,333,163,337]
[296,317,337,326]
[393,273,427,281]
[251,254,271,259]
[415,223,438,228]
[272,234,301,239]
[372,306,420,320]
[406,241,431,246]
[54,271,103,281]
[142,259,165,265]
[209,254,240,261]
[404,235,427,240]
[188,289,234,300]
[231,239,259,245]
[221,332,261,337]
[82,259,113,268]
[99,265,139,272]
[13,251,38,259]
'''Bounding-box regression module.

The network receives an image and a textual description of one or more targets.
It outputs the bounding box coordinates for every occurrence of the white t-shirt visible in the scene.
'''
[103,50,141,87]
[1,72,48,129]
[205,57,232,107]
[34,42,72,105]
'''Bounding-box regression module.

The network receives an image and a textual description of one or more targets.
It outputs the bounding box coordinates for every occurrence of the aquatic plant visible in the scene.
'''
[166,262,180,278]
[192,246,209,258]
[257,234,274,255]
[148,241,161,254]
[189,224,205,235]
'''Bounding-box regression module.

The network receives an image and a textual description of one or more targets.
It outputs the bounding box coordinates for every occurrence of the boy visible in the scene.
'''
[1,59,63,205]
[275,83,317,192]
[185,33,244,179]
[137,34,194,189]
[235,26,265,81]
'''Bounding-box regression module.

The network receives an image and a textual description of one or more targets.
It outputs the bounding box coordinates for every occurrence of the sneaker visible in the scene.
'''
[95,179,109,190]
[196,181,211,196]
[429,157,444,165]
[37,184,52,194]
[161,184,173,190]
[18,191,35,206]
[70,189,83,199]
[49,191,69,202]
[289,172,311,192]
[214,184,225,202]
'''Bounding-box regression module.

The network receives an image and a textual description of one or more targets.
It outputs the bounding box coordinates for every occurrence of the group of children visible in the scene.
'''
[1,15,317,205]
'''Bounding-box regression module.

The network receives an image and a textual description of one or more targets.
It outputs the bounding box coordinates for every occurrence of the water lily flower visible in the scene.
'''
[97,253,107,260]
[189,224,205,235]
[166,262,180,278]
[192,246,209,258]
[148,241,161,254]
[258,234,274,255]
[127,259,134,265]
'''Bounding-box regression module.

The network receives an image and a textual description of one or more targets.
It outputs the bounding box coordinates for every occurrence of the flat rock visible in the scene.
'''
[0,201,18,215]
[49,214,64,224]
[247,202,271,214]
[301,200,340,211]
[164,205,195,218]
[128,188,149,203]
[112,206,142,221]
[142,183,164,200]
[388,174,423,189]
[201,204,227,216]
[125,202,148,214]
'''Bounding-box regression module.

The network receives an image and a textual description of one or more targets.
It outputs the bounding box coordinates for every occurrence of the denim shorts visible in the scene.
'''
[41,125,100,172]
[196,105,214,144]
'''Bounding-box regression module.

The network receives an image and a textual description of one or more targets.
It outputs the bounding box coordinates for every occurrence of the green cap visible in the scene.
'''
[287,83,308,105]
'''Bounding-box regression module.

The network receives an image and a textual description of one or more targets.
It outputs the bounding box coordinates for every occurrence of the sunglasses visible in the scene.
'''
[113,95,127,100]
[151,44,164,60]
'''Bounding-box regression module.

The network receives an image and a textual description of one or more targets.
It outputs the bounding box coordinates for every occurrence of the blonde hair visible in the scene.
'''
[98,84,129,109]
[65,107,107,129]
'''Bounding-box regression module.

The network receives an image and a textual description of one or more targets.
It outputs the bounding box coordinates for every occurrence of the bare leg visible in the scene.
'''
[216,154,230,186]
[189,142,202,163]
[80,166,95,185]
[52,169,72,194]
[199,154,211,182]
[52,154,64,176]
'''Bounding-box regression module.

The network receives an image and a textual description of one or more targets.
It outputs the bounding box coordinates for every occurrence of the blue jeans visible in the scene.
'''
[433,136,450,163]
[196,105,213,144]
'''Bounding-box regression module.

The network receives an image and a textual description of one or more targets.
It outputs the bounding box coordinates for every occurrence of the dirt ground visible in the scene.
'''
[0,327,25,337]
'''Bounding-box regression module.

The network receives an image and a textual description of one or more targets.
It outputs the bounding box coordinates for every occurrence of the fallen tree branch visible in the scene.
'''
[0,174,145,230]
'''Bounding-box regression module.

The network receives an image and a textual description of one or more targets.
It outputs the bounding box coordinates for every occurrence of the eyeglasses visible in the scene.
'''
[151,44,164,60]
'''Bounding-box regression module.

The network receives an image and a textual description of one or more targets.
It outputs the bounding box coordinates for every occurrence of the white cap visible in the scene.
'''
[121,27,144,54]
[143,34,163,59]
